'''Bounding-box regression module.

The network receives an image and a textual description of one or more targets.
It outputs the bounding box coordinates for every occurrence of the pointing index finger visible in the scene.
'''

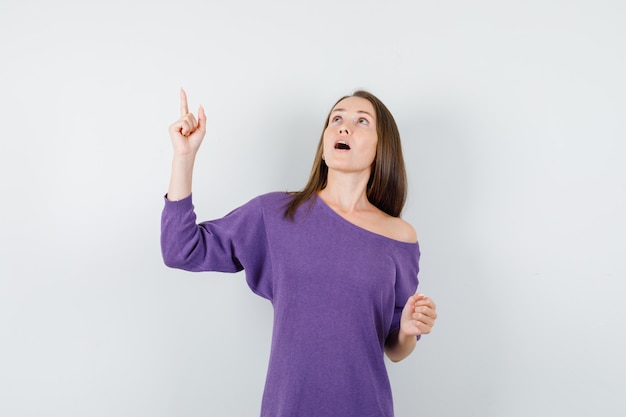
[180,88,189,117]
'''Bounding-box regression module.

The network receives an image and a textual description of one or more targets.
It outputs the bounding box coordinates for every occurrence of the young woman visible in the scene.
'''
[161,89,437,417]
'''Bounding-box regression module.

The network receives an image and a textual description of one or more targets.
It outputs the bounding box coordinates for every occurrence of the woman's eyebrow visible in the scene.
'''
[331,108,374,118]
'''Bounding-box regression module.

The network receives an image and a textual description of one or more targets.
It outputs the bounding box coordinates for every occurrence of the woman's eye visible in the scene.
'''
[332,116,342,123]
[358,118,369,125]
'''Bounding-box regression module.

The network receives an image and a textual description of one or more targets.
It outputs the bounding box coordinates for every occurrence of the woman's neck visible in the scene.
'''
[318,169,372,214]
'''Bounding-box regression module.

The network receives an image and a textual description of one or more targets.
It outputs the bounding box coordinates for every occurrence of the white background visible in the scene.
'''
[1,0,624,416]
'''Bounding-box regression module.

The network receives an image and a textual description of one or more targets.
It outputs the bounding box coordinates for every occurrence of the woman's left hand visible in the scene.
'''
[400,293,437,337]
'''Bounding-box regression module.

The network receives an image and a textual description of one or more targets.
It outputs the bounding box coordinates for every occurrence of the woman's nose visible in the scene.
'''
[339,125,350,135]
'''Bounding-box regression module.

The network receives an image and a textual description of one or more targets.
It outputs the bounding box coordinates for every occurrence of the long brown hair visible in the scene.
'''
[284,90,407,219]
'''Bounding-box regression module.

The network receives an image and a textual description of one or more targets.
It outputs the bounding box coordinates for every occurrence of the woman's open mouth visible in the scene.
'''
[334,140,350,150]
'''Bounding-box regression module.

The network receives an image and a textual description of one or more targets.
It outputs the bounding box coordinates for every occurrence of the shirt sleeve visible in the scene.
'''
[160,194,273,300]
[388,243,420,338]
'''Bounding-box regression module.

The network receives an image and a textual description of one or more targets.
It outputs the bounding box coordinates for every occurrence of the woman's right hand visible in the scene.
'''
[168,88,206,157]
[166,89,207,201]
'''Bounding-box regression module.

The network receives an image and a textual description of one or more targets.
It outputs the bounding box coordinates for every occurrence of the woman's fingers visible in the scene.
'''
[414,295,436,311]
[413,302,437,321]
[169,89,206,157]
[180,88,189,117]
[180,114,198,136]
[197,105,206,133]
[408,294,437,334]
[177,89,204,137]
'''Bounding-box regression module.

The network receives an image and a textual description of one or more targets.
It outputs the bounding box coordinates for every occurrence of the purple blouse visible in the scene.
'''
[161,192,420,417]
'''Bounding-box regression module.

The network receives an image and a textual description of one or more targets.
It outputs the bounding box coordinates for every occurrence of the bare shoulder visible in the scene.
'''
[366,206,418,243]
[328,198,419,243]
[385,215,418,243]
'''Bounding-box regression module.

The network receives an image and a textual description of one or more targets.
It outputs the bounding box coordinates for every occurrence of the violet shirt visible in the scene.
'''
[161,192,420,417]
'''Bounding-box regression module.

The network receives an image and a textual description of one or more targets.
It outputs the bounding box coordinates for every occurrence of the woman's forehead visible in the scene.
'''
[332,96,375,115]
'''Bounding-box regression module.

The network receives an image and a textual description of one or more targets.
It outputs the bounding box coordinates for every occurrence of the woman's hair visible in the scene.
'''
[284,90,408,219]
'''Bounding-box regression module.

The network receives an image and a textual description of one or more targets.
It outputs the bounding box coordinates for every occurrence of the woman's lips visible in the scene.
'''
[334,140,350,150]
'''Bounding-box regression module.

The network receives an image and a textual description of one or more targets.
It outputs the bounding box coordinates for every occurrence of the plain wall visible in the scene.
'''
[1,0,624,416]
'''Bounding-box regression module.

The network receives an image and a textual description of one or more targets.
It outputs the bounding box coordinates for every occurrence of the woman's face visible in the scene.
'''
[322,96,378,175]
